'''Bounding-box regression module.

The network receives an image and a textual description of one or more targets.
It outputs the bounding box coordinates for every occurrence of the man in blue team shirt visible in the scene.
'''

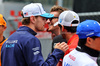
[1,3,68,66]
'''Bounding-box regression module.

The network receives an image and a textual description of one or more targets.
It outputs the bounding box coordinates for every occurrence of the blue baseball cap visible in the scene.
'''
[76,20,100,39]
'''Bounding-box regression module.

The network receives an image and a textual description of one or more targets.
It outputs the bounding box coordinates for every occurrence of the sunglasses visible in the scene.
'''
[46,17,58,21]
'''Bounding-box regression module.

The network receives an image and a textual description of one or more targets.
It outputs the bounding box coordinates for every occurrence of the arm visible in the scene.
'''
[23,38,68,66]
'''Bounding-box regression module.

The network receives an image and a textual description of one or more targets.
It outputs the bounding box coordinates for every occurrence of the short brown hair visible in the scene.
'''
[21,11,30,25]
[50,5,68,14]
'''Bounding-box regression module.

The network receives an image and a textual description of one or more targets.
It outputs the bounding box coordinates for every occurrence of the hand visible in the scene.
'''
[54,42,68,53]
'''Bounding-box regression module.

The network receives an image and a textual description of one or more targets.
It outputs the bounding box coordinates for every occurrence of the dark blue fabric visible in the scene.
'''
[1,26,64,66]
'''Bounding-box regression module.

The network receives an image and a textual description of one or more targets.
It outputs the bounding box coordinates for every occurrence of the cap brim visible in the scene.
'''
[40,13,54,18]
[95,33,100,37]
[53,22,59,26]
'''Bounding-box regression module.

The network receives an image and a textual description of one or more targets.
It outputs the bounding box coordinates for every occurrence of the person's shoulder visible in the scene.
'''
[10,30,39,42]
[64,49,97,66]
[72,50,96,63]
[24,33,38,41]
[53,34,67,42]
[53,34,63,39]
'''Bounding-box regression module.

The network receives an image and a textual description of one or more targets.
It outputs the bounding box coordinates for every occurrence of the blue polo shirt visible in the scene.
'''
[1,26,64,66]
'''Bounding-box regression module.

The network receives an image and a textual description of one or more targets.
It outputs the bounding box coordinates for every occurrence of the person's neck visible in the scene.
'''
[76,45,99,57]
[0,34,4,43]
[22,24,37,32]
[65,32,76,41]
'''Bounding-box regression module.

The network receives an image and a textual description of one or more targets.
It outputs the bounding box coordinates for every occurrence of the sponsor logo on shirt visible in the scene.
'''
[6,40,18,43]
[64,62,72,66]
[32,47,40,55]
[5,40,17,48]
[69,54,76,61]
[33,51,40,55]
[32,47,39,51]
[6,44,15,48]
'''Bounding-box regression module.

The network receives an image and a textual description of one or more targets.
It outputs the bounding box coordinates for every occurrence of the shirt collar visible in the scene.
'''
[17,26,37,36]
[76,45,99,57]
[0,36,6,43]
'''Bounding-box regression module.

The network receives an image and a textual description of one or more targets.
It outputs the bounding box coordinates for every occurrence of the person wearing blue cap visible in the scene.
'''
[1,3,68,66]
[63,20,100,66]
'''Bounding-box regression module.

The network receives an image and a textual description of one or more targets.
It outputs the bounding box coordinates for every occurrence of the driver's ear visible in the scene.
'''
[62,25,64,31]
[30,16,36,24]
[86,37,93,46]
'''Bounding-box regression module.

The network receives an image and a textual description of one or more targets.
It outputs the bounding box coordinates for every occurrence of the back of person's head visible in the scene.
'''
[77,20,100,39]
[50,5,68,14]
[21,11,30,25]
[78,36,99,48]
[21,11,39,25]
[21,3,54,25]
[63,20,78,33]
[0,14,7,28]
[76,20,100,47]
[56,10,80,33]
